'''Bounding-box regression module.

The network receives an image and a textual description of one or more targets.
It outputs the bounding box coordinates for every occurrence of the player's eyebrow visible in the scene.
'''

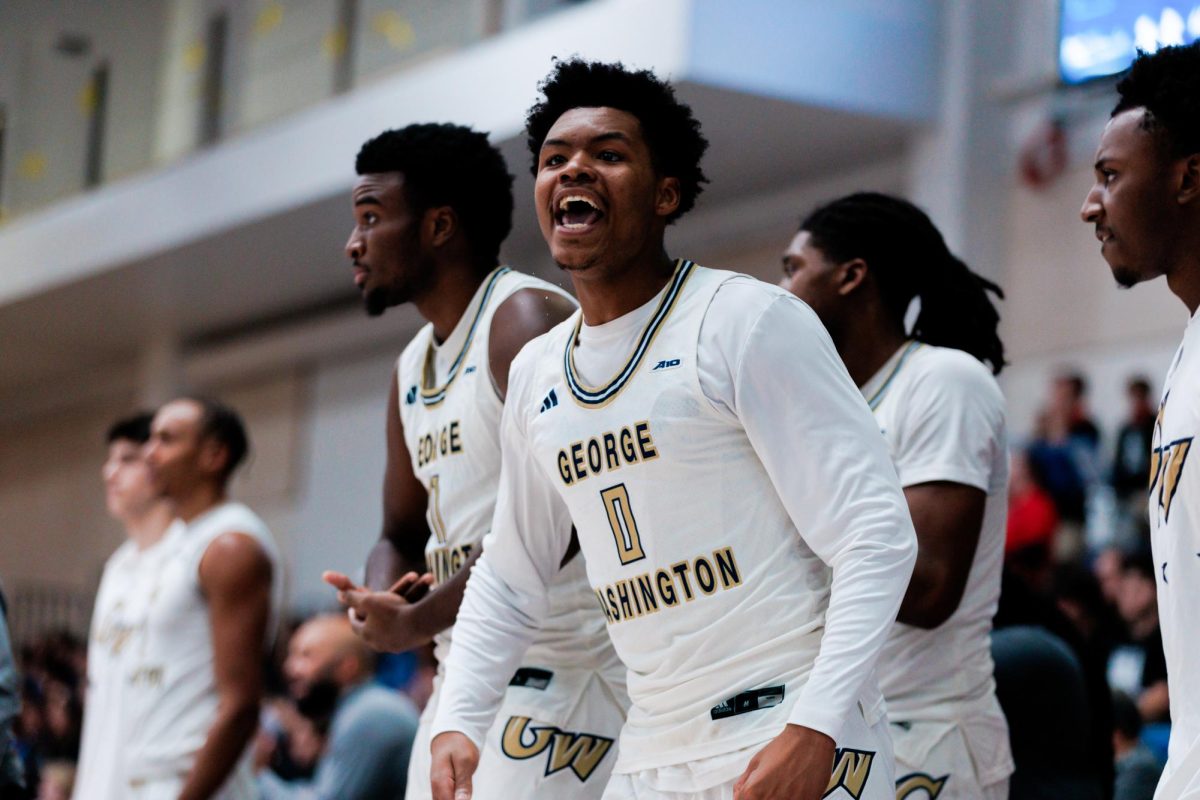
[354,194,382,207]
[541,131,633,150]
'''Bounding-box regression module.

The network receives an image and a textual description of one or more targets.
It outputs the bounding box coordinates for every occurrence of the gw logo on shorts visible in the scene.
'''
[895,772,949,799]
[824,748,875,798]
[501,716,614,782]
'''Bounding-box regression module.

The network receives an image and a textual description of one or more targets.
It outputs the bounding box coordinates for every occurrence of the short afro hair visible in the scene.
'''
[106,412,154,445]
[1113,42,1200,158]
[356,123,514,267]
[525,59,709,223]
[180,396,250,482]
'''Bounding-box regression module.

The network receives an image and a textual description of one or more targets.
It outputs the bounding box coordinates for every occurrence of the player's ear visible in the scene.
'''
[198,438,229,477]
[426,206,457,248]
[654,176,681,219]
[1177,154,1200,207]
[837,258,869,296]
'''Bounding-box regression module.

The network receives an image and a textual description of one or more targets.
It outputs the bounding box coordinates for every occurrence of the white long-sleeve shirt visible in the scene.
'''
[433,263,916,774]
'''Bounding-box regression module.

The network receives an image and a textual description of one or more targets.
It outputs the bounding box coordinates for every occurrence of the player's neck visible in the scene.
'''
[173,483,228,524]
[839,312,908,388]
[415,260,494,343]
[571,250,676,326]
[124,501,175,551]
[1165,253,1200,316]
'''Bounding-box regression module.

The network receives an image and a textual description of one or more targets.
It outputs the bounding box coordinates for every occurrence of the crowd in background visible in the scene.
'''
[5,616,434,799]
[1002,371,1167,800]
[0,369,1177,799]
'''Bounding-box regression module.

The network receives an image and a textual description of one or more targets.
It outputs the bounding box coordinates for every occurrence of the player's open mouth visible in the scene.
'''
[554,194,605,232]
[353,265,368,288]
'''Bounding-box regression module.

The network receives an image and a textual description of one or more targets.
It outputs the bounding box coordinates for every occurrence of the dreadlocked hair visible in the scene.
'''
[1113,42,1200,158]
[800,192,1006,375]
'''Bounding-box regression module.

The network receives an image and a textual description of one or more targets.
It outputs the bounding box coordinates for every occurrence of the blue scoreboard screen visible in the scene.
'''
[1060,0,1200,83]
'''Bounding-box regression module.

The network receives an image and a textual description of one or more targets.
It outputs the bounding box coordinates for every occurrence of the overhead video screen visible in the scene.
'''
[1060,0,1200,83]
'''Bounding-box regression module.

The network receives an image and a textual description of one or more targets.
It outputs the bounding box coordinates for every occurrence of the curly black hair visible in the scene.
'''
[356,123,514,267]
[525,59,709,223]
[1113,42,1200,157]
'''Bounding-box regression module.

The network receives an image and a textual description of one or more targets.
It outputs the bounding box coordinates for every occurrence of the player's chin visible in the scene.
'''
[1108,258,1148,289]
[549,237,604,272]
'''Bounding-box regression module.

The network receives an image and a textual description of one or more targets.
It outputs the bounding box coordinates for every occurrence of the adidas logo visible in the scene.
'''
[405,386,418,405]
[539,389,559,413]
[651,358,681,372]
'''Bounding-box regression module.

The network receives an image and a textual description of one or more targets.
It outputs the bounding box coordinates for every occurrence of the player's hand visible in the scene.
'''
[322,570,434,651]
[431,731,479,800]
[732,724,835,800]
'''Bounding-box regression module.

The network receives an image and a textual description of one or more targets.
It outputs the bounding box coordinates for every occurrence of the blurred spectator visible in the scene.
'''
[1112,690,1163,800]
[1027,372,1103,530]
[1007,448,1060,555]
[257,614,419,799]
[1108,552,1169,725]
[36,761,74,800]
[1056,562,1123,678]
[14,631,87,796]
[0,582,26,796]
[256,697,325,783]
[996,566,1114,796]
[992,625,1104,799]
[1110,378,1156,548]
[1054,372,1103,446]
[1095,547,1126,607]
[1111,378,1156,500]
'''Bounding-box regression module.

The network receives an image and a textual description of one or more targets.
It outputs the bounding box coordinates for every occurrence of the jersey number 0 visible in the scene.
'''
[601,484,645,565]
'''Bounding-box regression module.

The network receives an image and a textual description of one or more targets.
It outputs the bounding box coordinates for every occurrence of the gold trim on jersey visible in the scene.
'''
[563,259,695,409]
[419,266,511,408]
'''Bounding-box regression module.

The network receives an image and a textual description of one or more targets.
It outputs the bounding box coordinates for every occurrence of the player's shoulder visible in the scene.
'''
[904,344,1003,402]
[697,268,825,333]
[489,269,577,346]
[495,267,574,302]
[197,503,277,562]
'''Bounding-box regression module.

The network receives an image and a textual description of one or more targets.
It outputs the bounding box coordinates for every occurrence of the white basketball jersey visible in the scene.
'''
[396,267,610,670]
[515,262,879,769]
[74,535,179,800]
[868,343,1008,715]
[122,502,281,795]
[865,342,1014,786]
[1150,311,1200,795]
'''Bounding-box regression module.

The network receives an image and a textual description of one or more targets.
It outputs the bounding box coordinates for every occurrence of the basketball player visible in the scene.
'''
[322,123,627,799]
[429,59,917,800]
[132,397,282,800]
[74,413,175,799]
[780,193,1012,799]
[1081,42,1200,799]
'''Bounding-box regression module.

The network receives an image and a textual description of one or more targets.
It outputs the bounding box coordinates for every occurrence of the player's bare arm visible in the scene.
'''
[896,481,986,628]
[364,365,431,590]
[179,532,272,800]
